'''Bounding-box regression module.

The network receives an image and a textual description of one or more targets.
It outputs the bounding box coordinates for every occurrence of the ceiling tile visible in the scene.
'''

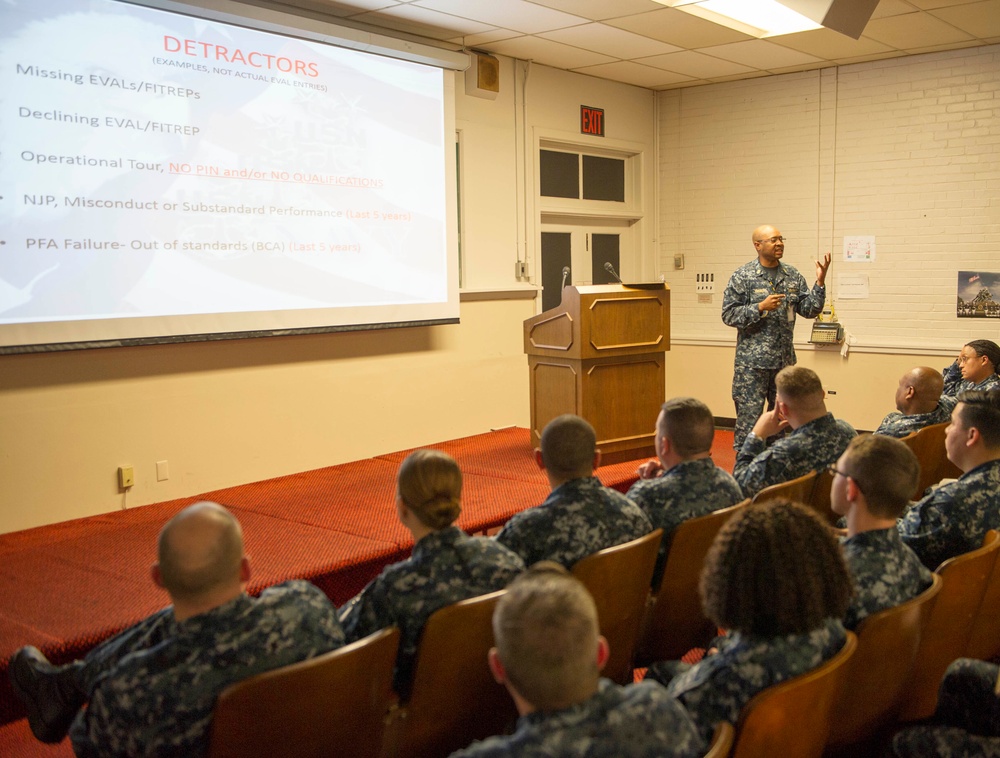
[574,60,701,88]
[270,0,402,17]
[870,0,923,18]
[905,38,993,53]
[906,0,985,8]
[636,50,758,78]
[540,22,682,58]
[700,39,825,68]
[525,0,660,22]
[448,29,522,47]
[832,51,912,65]
[863,11,975,47]
[485,35,617,68]
[414,0,588,34]
[605,7,755,48]
[930,0,1000,38]
[355,5,496,38]
[767,28,895,59]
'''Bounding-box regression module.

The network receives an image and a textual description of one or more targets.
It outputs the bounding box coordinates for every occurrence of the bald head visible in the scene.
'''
[752,225,777,244]
[157,502,244,603]
[896,367,945,415]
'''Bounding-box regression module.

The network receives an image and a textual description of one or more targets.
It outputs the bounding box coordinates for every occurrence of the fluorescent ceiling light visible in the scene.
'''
[654,0,822,38]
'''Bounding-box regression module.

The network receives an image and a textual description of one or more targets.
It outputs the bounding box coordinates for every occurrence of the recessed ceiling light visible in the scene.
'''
[654,0,822,38]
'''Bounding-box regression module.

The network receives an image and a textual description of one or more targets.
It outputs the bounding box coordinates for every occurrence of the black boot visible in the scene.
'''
[9,646,86,743]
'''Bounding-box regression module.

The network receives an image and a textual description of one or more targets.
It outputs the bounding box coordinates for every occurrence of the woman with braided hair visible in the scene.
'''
[646,498,852,743]
[338,449,524,696]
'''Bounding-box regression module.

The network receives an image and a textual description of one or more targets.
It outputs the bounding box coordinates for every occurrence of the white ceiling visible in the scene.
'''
[250,0,1000,89]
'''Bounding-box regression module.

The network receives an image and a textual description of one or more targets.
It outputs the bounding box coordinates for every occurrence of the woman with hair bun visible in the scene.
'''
[646,498,852,743]
[338,449,525,695]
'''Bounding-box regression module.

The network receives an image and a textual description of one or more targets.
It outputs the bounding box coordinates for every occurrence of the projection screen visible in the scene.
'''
[0,0,461,353]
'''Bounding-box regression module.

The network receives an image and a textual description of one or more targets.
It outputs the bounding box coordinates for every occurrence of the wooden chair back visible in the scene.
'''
[731,632,857,758]
[571,529,663,684]
[635,500,749,666]
[751,470,817,505]
[705,722,735,758]
[826,575,941,750]
[206,626,400,758]
[899,422,962,498]
[966,529,1000,661]
[807,468,841,526]
[897,530,1000,722]
[388,590,516,758]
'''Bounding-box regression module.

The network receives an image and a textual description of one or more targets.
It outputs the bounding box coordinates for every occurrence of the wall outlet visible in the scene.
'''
[156,460,170,482]
[515,260,527,278]
[696,273,715,293]
[118,466,134,489]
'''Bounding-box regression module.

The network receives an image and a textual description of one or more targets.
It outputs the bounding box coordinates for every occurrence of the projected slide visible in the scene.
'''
[0,0,456,349]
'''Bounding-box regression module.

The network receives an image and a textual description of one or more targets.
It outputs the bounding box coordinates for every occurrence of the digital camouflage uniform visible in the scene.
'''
[943,360,964,397]
[647,618,847,744]
[893,659,1000,758]
[841,528,933,630]
[943,366,1000,398]
[733,413,856,499]
[495,476,652,569]
[874,399,956,438]
[897,459,1000,570]
[338,525,524,695]
[626,458,744,588]
[450,678,705,758]
[69,580,344,758]
[722,260,825,450]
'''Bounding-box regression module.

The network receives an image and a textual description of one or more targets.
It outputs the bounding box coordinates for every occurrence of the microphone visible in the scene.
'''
[561,266,570,289]
[604,261,622,283]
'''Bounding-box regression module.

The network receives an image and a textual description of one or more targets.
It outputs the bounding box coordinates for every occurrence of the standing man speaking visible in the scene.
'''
[722,226,832,450]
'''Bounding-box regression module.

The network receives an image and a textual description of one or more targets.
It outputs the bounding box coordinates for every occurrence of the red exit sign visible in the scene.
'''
[581,105,604,136]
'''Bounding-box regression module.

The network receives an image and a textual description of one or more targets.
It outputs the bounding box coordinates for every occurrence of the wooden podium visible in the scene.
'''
[523,284,670,465]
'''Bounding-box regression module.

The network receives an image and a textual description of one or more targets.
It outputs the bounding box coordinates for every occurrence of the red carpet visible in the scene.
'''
[0,426,735,738]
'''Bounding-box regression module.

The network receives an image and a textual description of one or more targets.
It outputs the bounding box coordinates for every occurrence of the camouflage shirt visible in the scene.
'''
[626,458,745,588]
[892,658,1000,757]
[69,580,344,758]
[874,399,955,439]
[451,679,705,758]
[650,618,847,744]
[721,260,825,370]
[942,365,1000,398]
[897,458,1000,570]
[841,528,933,630]
[734,413,857,499]
[495,476,653,569]
[338,526,523,694]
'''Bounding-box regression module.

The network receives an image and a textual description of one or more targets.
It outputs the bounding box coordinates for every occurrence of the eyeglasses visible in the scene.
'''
[826,464,849,479]
[755,236,786,245]
[957,354,981,364]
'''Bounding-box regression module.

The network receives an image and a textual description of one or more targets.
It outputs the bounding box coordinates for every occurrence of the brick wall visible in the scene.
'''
[659,43,1000,353]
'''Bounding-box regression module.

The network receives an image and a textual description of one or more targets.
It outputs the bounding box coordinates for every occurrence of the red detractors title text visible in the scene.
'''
[163,36,319,77]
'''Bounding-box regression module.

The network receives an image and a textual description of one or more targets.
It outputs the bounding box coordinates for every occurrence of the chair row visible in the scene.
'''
[204,515,999,758]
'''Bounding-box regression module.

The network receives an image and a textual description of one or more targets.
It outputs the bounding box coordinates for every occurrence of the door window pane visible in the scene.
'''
[540,150,579,199]
[582,155,625,202]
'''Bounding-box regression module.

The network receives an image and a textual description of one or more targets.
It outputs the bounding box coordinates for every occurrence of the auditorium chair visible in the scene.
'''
[897,530,1000,722]
[824,575,941,757]
[571,529,662,685]
[635,500,749,667]
[730,632,857,758]
[807,467,841,526]
[750,470,817,506]
[898,422,962,499]
[705,722,735,758]
[206,626,400,758]
[384,590,516,758]
[966,529,1000,661]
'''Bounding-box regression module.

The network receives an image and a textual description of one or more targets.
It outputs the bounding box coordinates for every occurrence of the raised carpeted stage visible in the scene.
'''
[0,426,735,755]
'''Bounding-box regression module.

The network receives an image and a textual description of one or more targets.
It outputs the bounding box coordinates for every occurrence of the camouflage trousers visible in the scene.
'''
[892,659,1000,757]
[732,366,781,450]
